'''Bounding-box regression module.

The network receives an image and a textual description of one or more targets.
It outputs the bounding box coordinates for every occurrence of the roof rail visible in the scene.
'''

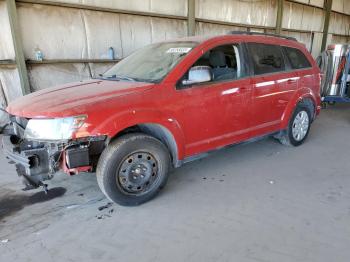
[228,31,298,42]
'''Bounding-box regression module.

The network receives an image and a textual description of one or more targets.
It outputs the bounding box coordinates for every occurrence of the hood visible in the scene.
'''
[7,80,154,118]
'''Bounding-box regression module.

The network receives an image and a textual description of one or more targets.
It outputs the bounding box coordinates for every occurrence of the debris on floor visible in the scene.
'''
[95,202,115,219]
[96,214,111,220]
[98,202,113,211]
[1,239,9,243]
[63,197,105,209]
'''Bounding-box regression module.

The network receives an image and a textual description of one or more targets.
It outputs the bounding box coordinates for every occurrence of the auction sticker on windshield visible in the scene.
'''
[166,47,192,53]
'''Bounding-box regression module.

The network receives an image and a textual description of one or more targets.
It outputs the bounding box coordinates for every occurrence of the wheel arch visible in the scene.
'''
[281,90,317,128]
[108,123,183,168]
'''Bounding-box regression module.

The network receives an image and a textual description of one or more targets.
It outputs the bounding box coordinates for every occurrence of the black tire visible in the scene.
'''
[97,133,170,206]
[277,103,312,147]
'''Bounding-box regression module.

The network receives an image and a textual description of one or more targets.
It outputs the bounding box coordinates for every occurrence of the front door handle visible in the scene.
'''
[287,79,297,84]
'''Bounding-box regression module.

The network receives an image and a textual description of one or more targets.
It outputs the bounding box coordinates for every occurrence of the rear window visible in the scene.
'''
[247,43,285,75]
[283,47,311,69]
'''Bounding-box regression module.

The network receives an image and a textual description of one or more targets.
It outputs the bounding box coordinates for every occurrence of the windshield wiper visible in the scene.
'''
[96,74,156,83]
[105,75,136,82]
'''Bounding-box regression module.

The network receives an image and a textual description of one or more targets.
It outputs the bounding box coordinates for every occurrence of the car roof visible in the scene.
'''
[168,33,300,46]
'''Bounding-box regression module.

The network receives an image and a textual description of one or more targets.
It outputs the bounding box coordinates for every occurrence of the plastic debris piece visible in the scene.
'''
[269,180,275,184]
[98,202,113,211]
[96,214,111,220]
[1,239,9,243]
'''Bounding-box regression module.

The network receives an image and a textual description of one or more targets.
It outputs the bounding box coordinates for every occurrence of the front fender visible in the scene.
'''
[91,109,186,161]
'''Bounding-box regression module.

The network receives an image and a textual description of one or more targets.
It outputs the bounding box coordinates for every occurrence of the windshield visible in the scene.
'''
[102,41,198,83]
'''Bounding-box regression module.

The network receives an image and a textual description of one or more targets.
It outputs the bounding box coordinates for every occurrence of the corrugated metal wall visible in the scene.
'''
[0,0,349,108]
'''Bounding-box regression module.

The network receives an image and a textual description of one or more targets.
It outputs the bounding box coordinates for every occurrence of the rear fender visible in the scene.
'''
[281,87,318,129]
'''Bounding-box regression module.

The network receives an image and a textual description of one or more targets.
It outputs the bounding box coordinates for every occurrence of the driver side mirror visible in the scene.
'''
[182,66,212,86]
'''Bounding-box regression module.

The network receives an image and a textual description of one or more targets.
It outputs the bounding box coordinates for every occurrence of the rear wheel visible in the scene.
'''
[277,104,312,146]
[97,133,170,206]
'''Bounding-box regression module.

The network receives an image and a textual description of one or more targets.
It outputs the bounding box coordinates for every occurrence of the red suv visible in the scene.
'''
[1,32,321,206]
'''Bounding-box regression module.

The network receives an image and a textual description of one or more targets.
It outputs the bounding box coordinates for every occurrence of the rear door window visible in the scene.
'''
[283,46,312,69]
[246,43,285,75]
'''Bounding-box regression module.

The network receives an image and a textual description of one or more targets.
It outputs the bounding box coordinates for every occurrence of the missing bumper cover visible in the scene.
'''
[66,146,89,169]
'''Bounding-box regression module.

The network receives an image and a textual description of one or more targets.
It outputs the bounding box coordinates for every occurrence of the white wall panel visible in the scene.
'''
[0,2,15,60]
[283,2,324,31]
[292,0,324,8]
[119,16,186,56]
[150,17,187,43]
[149,0,187,17]
[329,13,350,35]
[310,32,323,58]
[0,69,23,102]
[88,63,114,78]
[196,0,277,27]
[82,10,123,59]
[310,0,324,8]
[345,2,350,16]
[195,22,247,36]
[332,0,350,15]
[331,35,350,44]
[18,3,87,60]
[119,14,152,56]
[47,0,188,16]
[282,31,313,51]
[292,0,309,4]
[28,63,91,91]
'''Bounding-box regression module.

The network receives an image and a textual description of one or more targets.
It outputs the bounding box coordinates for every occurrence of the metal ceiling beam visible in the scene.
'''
[276,0,284,34]
[187,0,195,36]
[321,0,333,51]
[6,0,30,95]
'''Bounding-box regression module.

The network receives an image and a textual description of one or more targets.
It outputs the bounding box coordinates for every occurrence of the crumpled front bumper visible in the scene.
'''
[1,135,55,189]
[1,128,106,190]
[2,135,31,168]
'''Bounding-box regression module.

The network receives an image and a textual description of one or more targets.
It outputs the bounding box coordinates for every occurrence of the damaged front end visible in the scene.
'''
[1,114,106,192]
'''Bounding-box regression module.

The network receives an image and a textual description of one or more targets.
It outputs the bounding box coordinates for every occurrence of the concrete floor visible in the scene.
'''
[1,104,350,262]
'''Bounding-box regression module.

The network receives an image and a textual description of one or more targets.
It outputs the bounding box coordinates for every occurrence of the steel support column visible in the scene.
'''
[321,0,333,51]
[6,0,30,95]
[187,0,195,36]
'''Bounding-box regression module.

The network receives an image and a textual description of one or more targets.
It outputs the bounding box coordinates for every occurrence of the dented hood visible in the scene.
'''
[7,79,154,118]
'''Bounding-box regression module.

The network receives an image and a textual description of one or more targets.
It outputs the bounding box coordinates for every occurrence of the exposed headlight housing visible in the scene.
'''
[24,115,87,140]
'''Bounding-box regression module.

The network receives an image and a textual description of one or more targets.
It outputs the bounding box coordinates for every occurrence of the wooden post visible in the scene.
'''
[6,0,31,95]
[321,0,333,51]
[276,0,284,35]
[187,0,195,36]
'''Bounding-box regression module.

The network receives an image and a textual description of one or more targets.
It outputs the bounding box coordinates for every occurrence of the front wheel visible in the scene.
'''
[97,133,170,206]
[277,104,312,146]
